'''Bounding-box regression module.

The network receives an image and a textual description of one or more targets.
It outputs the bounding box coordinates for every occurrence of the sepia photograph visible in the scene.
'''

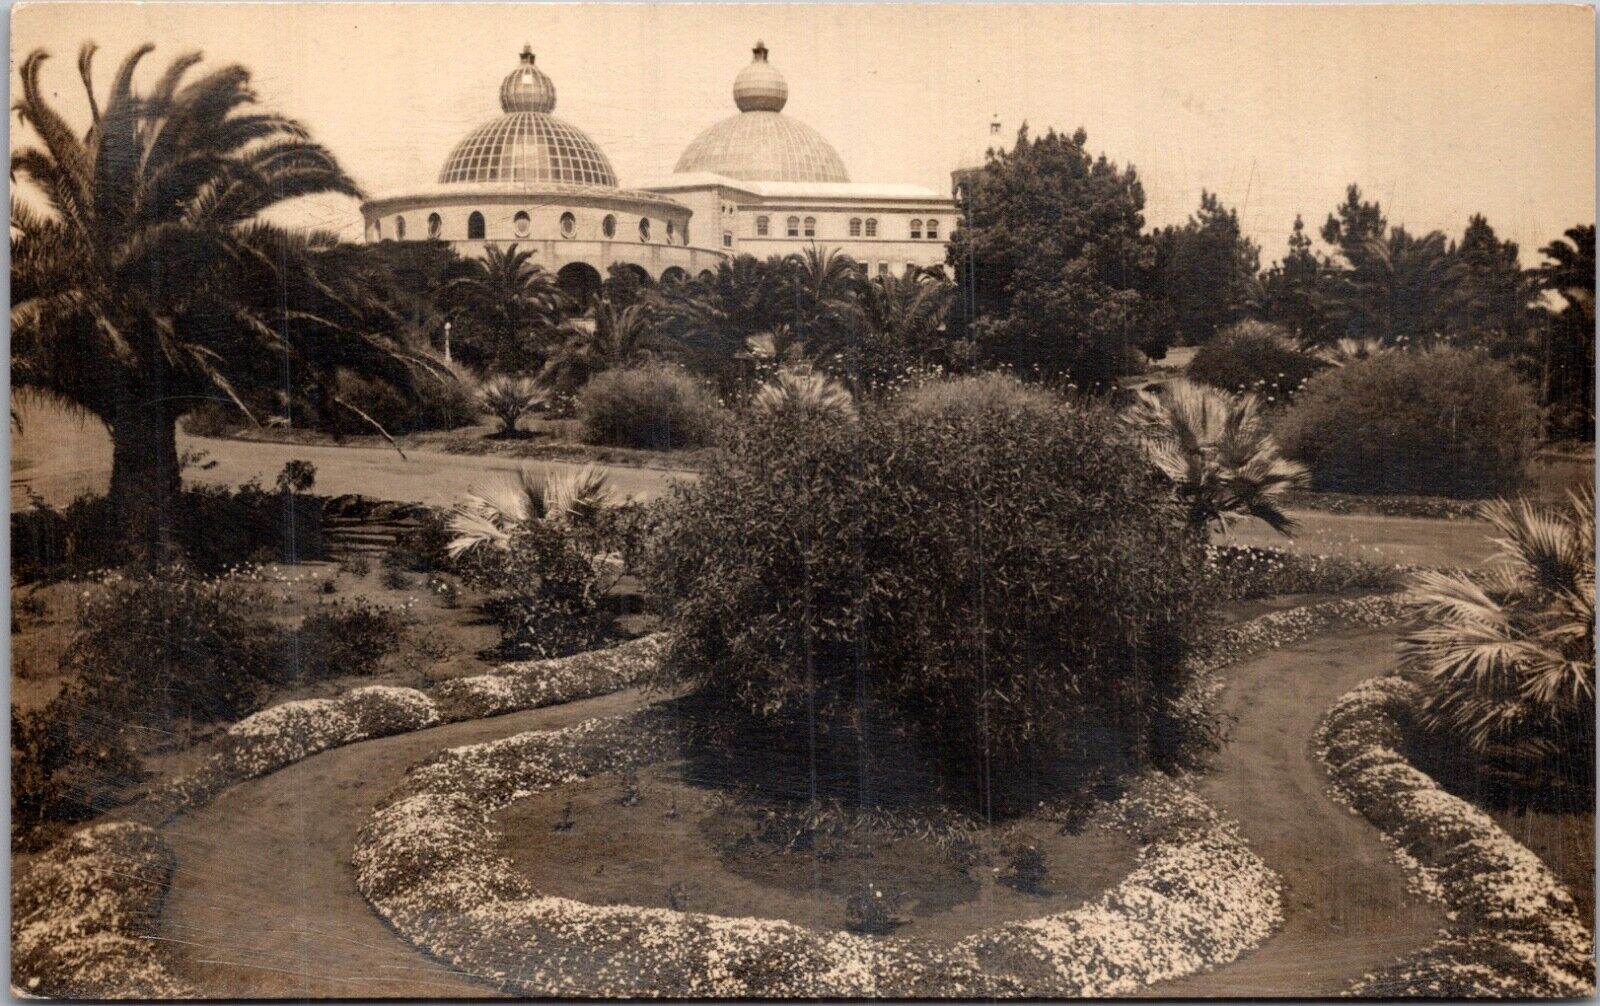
[7,2,1596,998]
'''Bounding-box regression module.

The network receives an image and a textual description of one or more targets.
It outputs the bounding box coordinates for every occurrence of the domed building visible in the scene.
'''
[362,42,956,290]
[360,46,722,301]
[644,42,956,279]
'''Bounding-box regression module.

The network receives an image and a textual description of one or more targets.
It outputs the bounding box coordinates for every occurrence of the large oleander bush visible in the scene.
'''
[1275,347,1539,497]
[1186,321,1325,404]
[646,374,1209,814]
[577,362,721,450]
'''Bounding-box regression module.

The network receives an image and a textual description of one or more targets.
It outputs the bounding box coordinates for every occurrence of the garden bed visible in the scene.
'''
[1316,676,1595,997]
[354,708,1282,997]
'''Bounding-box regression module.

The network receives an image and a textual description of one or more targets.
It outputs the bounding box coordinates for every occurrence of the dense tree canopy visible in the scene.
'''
[1152,190,1262,346]
[945,125,1160,386]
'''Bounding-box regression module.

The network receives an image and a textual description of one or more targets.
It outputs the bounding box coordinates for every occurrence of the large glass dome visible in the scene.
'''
[674,42,849,184]
[438,47,618,187]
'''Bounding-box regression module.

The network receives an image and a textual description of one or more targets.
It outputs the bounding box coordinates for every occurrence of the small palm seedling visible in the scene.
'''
[477,376,547,437]
[1312,337,1390,367]
[750,368,858,422]
[1401,489,1595,774]
[1127,379,1310,538]
[999,843,1051,894]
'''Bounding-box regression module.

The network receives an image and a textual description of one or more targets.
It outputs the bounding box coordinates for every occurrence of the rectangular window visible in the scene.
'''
[804,219,816,238]
[756,217,769,237]
[876,261,888,277]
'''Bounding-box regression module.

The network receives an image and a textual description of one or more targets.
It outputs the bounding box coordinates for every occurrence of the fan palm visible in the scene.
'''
[1534,224,1596,322]
[11,43,442,548]
[477,375,546,436]
[1127,379,1310,536]
[750,368,858,422]
[1401,490,1595,764]
[778,246,866,361]
[446,465,613,558]
[1312,337,1390,367]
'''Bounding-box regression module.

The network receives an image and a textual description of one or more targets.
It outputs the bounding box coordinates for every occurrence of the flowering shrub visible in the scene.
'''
[11,822,190,998]
[1317,677,1594,996]
[353,712,1278,996]
[1203,544,1407,601]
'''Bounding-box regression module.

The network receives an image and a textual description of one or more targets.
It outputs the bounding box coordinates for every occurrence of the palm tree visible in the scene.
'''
[438,243,567,373]
[1312,337,1391,367]
[1534,224,1596,322]
[749,368,857,422]
[446,465,613,558]
[11,43,441,548]
[1326,229,1461,345]
[540,298,666,394]
[1127,379,1310,537]
[1401,490,1595,770]
[778,246,865,361]
[476,375,546,436]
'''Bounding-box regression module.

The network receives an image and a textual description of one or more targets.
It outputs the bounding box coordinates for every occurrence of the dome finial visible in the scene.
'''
[733,41,787,112]
[500,46,556,113]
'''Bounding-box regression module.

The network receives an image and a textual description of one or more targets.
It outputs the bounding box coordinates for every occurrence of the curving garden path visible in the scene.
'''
[156,688,649,999]
[143,622,1460,998]
[1145,625,1447,997]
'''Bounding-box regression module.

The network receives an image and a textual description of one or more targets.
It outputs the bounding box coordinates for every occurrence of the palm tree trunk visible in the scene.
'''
[109,404,180,559]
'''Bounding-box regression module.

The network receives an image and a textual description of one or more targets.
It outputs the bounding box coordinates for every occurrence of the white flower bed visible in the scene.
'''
[1317,676,1595,997]
[432,634,667,723]
[354,710,1281,997]
[11,822,191,999]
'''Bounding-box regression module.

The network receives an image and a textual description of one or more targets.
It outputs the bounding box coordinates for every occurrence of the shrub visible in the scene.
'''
[1186,321,1325,404]
[12,475,323,582]
[646,374,1208,814]
[12,704,145,846]
[1202,544,1405,600]
[895,370,1061,417]
[577,363,719,450]
[1276,347,1539,497]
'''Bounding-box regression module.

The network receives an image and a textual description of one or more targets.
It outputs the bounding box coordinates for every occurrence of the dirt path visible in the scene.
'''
[1144,626,1448,997]
[157,688,649,999]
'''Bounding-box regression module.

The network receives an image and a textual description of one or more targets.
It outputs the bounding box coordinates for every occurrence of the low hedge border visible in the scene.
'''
[11,822,190,999]
[1284,490,1484,521]
[1316,676,1595,997]
[352,711,1280,997]
[12,636,666,999]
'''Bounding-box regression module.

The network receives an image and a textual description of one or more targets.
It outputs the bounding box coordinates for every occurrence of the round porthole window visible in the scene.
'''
[560,212,577,238]
[513,211,532,238]
[602,214,617,239]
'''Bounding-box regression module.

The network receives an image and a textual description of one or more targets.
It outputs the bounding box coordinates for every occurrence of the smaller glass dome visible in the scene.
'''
[501,45,556,113]
[733,41,787,112]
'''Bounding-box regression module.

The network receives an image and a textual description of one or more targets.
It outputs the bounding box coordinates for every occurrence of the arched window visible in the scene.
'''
[666,220,677,244]
[514,211,532,238]
[910,219,923,240]
[786,216,800,238]
[602,214,617,239]
[849,218,862,237]
[683,222,690,245]
[865,218,878,238]
[559,212,576,238]
[756,216,769,237]
[467,211,485,240]
[926,219,939,240]
[373,218,382,240]
[803,217,816,238]
[395,216,406,240]
[723,231,733,248]
[639,218,651,242]
[427,213,442,239]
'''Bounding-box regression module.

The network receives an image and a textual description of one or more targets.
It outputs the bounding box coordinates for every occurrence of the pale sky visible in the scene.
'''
[10,3,1596,265]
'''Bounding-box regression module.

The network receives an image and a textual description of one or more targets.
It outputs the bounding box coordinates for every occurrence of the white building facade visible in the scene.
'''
[360,42,957,290]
